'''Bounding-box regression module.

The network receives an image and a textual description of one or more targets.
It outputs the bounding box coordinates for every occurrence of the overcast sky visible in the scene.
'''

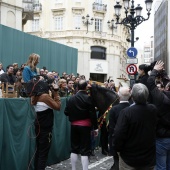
[132,1,155,50]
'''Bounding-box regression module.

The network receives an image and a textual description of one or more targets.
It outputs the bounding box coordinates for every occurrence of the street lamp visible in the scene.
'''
[126,37,139,43]
[114,0,153,47]
[82,14,94,34]
[107,19,117,37]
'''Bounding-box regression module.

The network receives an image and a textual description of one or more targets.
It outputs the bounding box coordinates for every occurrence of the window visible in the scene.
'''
[151,41,153,48]
[95,19,102,32]
[32,19,39,31]
[95,0,103,10]
[95,0,102,4]
[34,0,39,3]
[144,59,150,63]
[55,0,63,3]
[75,0,81,2]
[91,46,106,60]
[144,47,150,52]
[54,16,63,30]
[74,15,81,29]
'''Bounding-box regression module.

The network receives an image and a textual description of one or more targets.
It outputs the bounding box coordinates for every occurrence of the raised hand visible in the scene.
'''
[153,60,164,71]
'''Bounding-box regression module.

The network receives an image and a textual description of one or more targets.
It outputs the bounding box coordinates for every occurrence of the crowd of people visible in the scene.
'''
[0,54,170,170]
[0,57,78,97]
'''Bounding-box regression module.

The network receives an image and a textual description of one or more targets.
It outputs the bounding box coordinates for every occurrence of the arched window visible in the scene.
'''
[91,46,106,60]
[6,11,16,29]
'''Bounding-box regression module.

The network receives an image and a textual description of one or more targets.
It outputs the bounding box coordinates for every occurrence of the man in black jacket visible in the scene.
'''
[64,79,98,170]
[114,83,157,170]
[109,86,131,170]
[147,60,170,170]
[0,65,16,84]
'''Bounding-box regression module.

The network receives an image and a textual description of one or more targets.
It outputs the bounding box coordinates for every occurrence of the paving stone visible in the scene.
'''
[46,148,114,170]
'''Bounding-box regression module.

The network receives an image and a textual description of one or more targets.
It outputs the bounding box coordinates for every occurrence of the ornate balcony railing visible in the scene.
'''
[23,0,33,3]
[33,3,42,12]
[92,2,107,12]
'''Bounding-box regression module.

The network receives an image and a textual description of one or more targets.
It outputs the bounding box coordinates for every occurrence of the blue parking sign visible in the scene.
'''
[127,47,138,58]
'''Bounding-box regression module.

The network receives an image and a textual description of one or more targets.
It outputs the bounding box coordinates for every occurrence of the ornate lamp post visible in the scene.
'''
[114,0,153,47]
[107,19,117,37]
[82,14,94,34]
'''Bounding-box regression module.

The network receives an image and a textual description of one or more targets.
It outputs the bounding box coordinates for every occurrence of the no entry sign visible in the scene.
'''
[126,64,137,75]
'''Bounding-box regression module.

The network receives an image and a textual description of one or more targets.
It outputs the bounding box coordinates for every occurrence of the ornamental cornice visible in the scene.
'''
[51,8,66,16]
[93,12,105,18]
[92,39,105,45]
[72,7,85,15]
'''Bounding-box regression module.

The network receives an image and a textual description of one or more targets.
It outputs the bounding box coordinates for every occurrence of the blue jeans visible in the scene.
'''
[156,138,170,170]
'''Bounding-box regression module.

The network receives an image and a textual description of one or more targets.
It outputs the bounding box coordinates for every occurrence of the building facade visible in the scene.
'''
[143,36,154,65]
[0,0,23,30]
[154,0,170,74]
[24,0,129,84]
[0,0,35,31]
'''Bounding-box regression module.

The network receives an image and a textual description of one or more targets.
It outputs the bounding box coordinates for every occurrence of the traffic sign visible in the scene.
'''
[127,47,138,58]
[126,64,137,75]
[126,58,138,64]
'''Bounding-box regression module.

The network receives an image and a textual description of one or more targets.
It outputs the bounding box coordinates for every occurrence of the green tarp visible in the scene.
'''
[0,24,78,75]
[0,98,71,170]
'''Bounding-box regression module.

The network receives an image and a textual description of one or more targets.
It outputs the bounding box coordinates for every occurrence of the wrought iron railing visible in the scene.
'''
[92,2,107,12]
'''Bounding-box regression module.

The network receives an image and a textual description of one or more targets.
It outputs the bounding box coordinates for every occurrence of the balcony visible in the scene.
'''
[23,2,33,12]
[33,3,42,12]
[92,2,107,13]
[23,0,33,3]
[22,0,34,24]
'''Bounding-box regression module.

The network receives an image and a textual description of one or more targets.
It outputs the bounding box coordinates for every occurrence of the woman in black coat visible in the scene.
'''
[136,64,152,87]
[136,64,153,103]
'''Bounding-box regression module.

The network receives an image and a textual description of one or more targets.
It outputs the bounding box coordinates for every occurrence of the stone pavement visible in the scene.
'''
[46,148,114,170]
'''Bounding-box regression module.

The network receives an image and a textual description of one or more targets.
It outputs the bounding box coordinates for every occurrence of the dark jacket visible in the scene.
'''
[136,74,149,88]
[109,102,130,156]
[0,72,16,84]
[114,104,157,167]
[64,90,97,129]
[147,69,170,137]
[136,74,152,103]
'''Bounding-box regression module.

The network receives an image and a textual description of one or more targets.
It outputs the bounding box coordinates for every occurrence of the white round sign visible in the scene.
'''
[126,64,137,75]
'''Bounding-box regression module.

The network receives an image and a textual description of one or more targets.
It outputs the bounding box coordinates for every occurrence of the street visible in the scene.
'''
[46,148,114,170]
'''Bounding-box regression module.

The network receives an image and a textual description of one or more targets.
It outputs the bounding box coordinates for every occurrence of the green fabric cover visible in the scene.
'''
[0,98,71,170]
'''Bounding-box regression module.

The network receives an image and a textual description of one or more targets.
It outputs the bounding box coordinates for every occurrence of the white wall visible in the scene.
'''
[0,0,22,30]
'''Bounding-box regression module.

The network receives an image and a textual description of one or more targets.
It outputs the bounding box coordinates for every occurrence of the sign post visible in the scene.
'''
[126,64,137,75]
[127,47,138,58]
[126,47,138,88]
